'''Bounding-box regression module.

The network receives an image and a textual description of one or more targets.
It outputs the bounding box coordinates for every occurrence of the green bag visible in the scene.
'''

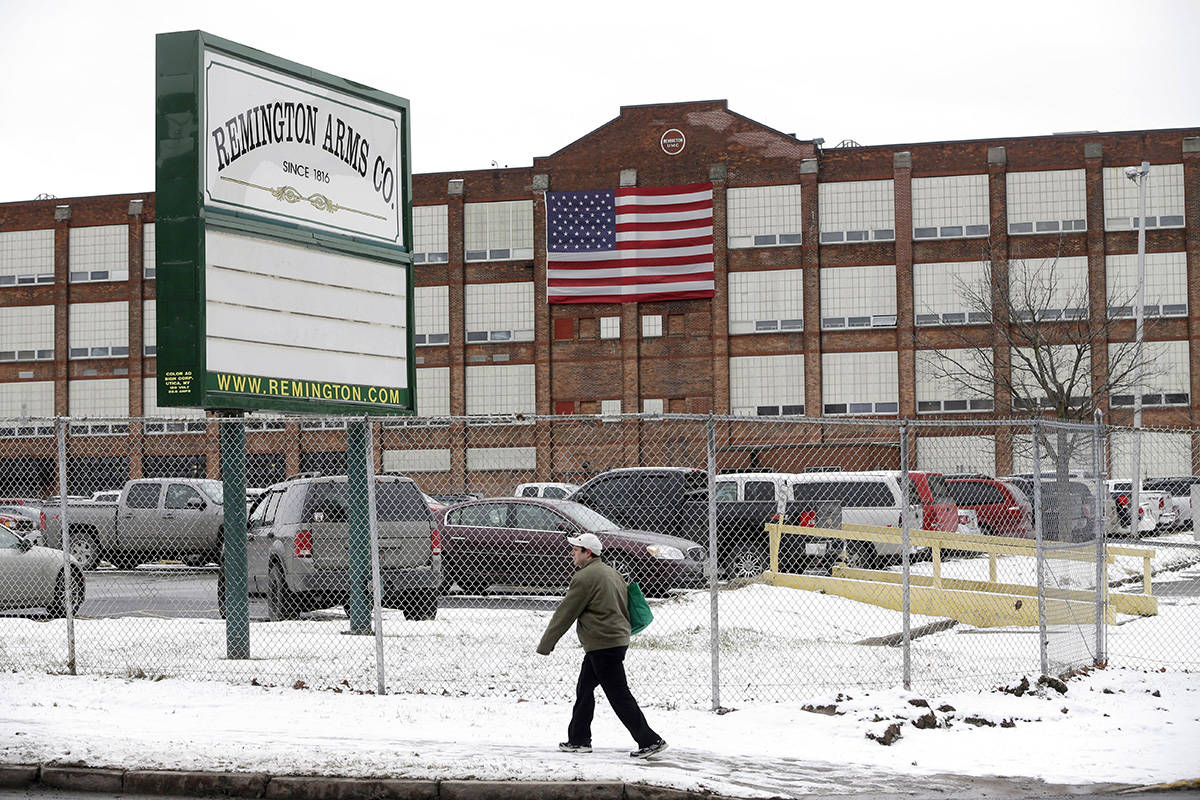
[627,581,653,635]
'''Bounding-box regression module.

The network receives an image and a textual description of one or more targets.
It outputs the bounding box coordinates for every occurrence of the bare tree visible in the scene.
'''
[917,240,1168,539]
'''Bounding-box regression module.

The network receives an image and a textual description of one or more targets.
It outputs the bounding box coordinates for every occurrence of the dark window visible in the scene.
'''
[520,486,539,497]
[508,503,562,531]
[744,481,776,502]
[125,482,161,509]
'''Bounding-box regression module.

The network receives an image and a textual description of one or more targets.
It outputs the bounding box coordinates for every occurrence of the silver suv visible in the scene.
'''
[220,474,443,621]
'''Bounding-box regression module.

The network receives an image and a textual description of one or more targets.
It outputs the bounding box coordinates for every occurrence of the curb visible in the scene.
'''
[5,763,748,800]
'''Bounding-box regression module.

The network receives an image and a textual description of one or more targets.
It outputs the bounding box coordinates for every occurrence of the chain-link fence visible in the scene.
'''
[0,413,1196,707]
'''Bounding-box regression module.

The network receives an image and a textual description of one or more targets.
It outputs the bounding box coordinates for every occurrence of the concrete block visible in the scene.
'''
[124,769,270,797]
[266,775,437,800]
[1184,137,1200,154]
[0,764,38,789]
[709,164,727,181]
[1084,142,1103,159]
[988,146,1007,165]
[800,158,819,174]
[620,169,637,187]
[39,766,124,793]
[894,151,912,169]
[440,780,623,800]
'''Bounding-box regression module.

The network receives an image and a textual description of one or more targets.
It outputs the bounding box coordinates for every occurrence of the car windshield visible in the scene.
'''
[561,502,622,532]
[0,528,21,548]
[196,480,224,504]
[924,474,955,503]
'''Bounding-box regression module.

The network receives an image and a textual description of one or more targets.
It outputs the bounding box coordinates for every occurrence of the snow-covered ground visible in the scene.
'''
[2,665,1197,798]
[0,536,1196,707]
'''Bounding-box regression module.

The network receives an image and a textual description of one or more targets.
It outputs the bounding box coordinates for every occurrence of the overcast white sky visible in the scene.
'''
[2,0,1198,204]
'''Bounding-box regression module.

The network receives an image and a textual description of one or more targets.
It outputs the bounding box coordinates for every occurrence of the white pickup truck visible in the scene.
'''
[42,478,225,569]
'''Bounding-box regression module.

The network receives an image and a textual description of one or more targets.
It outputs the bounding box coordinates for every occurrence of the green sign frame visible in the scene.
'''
[155,30,415,415]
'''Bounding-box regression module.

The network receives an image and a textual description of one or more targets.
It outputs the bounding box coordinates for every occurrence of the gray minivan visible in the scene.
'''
[220,474,443,621]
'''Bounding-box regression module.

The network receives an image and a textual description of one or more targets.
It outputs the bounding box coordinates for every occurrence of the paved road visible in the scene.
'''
[1,566,561,621]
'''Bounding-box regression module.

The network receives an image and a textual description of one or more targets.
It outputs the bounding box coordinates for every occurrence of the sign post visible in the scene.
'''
[156,31,414,658]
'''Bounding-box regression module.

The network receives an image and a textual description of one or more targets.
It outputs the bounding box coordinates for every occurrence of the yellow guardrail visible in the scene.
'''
[762,520,1157,627]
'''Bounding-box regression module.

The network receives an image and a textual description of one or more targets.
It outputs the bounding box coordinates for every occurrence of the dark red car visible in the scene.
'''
[438,497,706,597]
[945,477,1033,537]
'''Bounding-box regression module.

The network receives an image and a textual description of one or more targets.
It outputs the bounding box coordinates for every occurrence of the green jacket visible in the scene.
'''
[536,557,630,654]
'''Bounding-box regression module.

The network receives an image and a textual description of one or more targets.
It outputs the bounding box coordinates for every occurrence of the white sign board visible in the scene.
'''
[203,48,405,246]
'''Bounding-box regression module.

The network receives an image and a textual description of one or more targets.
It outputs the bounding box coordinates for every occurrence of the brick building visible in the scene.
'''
[2,100,1199,494]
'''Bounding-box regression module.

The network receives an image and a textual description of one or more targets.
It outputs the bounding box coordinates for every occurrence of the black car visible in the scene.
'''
[438,497,706,596]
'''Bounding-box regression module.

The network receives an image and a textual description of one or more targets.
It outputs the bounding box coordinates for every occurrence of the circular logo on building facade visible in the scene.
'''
[660,128,686,156]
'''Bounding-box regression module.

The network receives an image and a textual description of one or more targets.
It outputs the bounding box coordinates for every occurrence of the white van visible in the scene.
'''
[714,472,794,515]
[782,471,926,568]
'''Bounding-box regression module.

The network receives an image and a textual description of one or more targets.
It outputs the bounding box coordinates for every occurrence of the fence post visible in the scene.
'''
[56,417,76,674]
[1093,410,1107,666]
[898,420,911,691]
[346,419,374,636]
[365,417,386,694]
[1032,420,1048,678]
[706,415,720,712]
[218,412,250,660]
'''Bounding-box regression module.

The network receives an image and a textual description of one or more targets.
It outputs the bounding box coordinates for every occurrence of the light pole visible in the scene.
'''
[1124,161,1149,533]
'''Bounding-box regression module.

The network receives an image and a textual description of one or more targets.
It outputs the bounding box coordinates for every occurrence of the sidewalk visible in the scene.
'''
[2,667,1198,799]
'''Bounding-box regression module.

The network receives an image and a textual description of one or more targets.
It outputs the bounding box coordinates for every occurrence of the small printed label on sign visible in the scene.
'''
[660,128,686,156]
[163,371,194,394]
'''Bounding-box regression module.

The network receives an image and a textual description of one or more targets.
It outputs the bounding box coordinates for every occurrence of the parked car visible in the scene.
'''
[782,471,928,568]
[0,524,85,617]
[42,478,226,570]
[514,482,579,499]
[1142,477,1200,530]
[1105,480,1174,533]
[572,467,839,578]
[438,497,706,596]
[0,497,41,506]
[221,473,443,621]
[1004,477,1115,541]
[430,492,483,505]
[945,477,1033,537]
[0,505,46,545]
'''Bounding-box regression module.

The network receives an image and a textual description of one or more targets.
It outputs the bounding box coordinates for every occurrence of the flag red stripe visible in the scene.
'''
[616,218,712,233]
[616,235,713,251]
[549,289,714,304]
[549,272,711,288]
[550,253,712,269]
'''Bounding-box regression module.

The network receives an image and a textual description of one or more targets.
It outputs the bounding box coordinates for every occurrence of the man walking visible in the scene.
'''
[536,532,667,758]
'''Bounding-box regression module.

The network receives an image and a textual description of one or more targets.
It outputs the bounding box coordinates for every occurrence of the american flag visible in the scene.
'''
[545,182,714,304]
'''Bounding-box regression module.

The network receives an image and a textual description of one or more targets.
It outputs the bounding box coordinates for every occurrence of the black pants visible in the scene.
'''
[568,645,659,748]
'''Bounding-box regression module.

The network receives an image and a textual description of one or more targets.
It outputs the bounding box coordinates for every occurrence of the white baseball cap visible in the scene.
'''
[566,532,603,554]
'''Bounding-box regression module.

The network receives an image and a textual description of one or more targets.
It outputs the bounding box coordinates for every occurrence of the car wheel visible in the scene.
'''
[448,560,487,595]
[47,568,85,618]
[724,543,768,579]
[402,591,439,621]
[68,530,100,570]
[606,556,634,584]
[267,561,300,621]
[838,541,879,571]
[109,553,142,570]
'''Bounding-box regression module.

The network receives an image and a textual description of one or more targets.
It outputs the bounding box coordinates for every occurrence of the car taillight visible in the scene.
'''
[797,510,815,527]
[1159,497,1165,509]
[294,530,313,558]
[431,528,442,555]
[39,511,46,531]
[1117,495,1129,507]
